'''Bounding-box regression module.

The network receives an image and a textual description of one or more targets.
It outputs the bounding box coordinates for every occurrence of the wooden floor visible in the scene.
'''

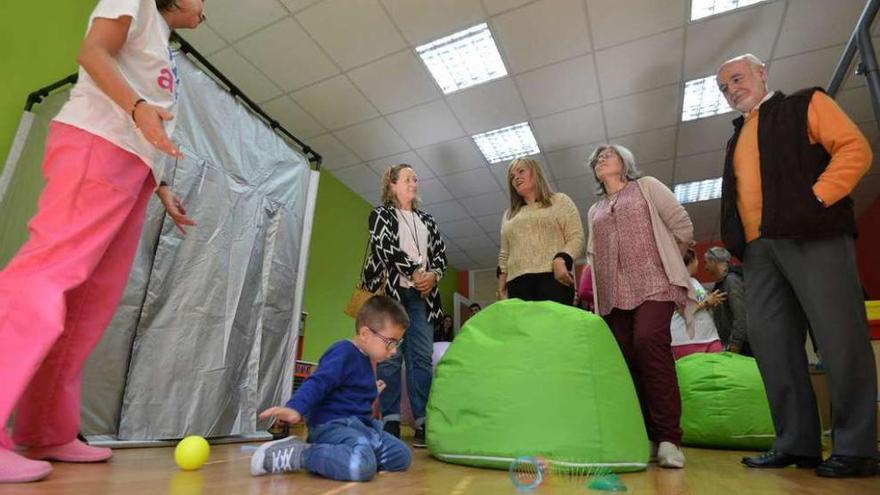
[1,437,877,495]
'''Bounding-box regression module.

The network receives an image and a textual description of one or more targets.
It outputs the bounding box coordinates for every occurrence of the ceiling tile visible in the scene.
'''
[684,0,784,79]
[446,78,528,134]
[684,199,721,222]
[555,173,598,204]
[516,55,600,118]
[296,0,407,70]
[774,0,865,59]
[416,177,455,204]
[280,0,321,13]
[837,86,875,124]
[641,159,674,187]
[368,151,436,180]
[596,29,684,99]
[347,50,441,114]
[179,23,227,55]
[545,143,596,180]
[261,95,326,139]
[491,0,592,73]
[234,18,340,92]
[459,191,509,217]
[676,113,734,156]
[417,137,488,177]
[382,0,487,45]
[387,100,466,148]
[532,104,605,152]
[208,47,283,103]
[308,134,360,170]
[332,164,381,194]
[441,217,487,238]
[604,85,680,137]
[359,189,381,206]
[613,126,677,164]
[588,0,687,49]
[454,234,497,250]
[438,168,502,198]
[475,212,506,232]
[333,118,409,161]
[482,0,533,16]
[205,0,289,43]
[423,200,471,223]
[292,75,379,130]
[673,150,725,183]
[769,45,842,93]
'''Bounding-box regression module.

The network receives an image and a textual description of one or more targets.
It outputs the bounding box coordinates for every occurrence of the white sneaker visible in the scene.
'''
[657,441,685,468]
[649,441,658,462]
[250,437,308,476]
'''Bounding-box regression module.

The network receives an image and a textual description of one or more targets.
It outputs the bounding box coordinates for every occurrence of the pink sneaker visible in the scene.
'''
[23,439,112,463]
[0,448,52,483]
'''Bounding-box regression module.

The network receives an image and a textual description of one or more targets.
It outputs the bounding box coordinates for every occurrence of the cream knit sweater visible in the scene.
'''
[498,192,585,281]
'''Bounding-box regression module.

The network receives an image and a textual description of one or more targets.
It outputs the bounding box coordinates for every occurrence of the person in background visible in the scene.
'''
[703,247,750,355]
[671,250,723,360]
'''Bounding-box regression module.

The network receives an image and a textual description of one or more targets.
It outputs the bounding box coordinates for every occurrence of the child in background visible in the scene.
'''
[670,250,724,359]
[251,295,412,482]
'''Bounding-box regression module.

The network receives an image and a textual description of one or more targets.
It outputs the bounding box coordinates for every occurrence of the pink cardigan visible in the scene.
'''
[585,177,697,337]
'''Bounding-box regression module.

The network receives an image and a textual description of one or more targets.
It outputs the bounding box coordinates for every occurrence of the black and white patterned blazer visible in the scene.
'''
[362,205,448,325]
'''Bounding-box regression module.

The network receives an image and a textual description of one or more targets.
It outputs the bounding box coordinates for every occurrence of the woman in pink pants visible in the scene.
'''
[0,0,204,483]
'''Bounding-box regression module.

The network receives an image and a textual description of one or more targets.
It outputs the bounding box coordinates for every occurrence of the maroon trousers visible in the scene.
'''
[603,301,682,444]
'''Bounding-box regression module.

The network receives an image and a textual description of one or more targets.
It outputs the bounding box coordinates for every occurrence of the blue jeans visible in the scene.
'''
[377,288,434,425]
[304,416,411,481]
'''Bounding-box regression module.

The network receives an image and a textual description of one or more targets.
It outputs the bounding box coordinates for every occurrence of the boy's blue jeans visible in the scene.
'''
[304,416,411,481]
[377,287,433,425]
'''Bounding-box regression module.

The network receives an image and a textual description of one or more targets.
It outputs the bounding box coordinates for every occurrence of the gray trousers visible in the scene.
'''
[744,235,877,458]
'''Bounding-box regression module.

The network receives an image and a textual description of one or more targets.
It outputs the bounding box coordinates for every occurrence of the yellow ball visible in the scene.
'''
[174,436,210,471]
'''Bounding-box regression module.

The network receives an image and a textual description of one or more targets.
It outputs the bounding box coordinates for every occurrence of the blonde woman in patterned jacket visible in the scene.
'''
[362,164,447,449]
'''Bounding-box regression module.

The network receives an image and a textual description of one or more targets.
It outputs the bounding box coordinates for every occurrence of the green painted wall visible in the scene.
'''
[301,172,458,361]
[0,2,97,264]
[0,3,459,362]
[0,2,96,172]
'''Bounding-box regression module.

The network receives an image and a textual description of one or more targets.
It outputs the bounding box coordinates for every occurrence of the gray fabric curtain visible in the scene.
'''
[74,53,312,439]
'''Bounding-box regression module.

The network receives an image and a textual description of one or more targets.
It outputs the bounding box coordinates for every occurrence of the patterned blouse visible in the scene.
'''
[591,182,686,316]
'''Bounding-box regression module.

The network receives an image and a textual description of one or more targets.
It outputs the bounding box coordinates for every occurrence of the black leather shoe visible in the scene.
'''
[816,455,879,478]
[383,420,400,439]
[741,450,821,468]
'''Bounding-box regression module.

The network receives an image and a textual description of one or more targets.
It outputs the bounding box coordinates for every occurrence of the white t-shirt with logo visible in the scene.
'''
[671,277,721,346]
[54,0,179,184]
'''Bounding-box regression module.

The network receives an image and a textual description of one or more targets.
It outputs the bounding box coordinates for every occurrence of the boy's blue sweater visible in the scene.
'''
[286,340,376,429]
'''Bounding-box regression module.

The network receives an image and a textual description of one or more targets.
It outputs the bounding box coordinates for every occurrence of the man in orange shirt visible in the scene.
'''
[716,54,877,478]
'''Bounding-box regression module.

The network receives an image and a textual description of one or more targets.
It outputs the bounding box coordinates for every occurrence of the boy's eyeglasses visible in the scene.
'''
[367,327,404,351]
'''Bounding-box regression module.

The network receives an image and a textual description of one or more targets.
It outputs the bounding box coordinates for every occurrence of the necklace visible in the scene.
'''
[398,208,423,265]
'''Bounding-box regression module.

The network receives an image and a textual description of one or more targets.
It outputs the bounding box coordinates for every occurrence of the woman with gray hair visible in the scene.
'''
[584,144,696,469]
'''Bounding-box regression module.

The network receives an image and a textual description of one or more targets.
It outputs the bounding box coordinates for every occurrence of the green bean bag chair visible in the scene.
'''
[677,352,775,450]
[426,299,648,473]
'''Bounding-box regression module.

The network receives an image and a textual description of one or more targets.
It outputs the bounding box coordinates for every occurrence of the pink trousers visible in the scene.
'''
[0,122,154,448]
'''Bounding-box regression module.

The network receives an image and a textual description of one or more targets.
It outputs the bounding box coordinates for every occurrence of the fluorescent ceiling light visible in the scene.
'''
[691,0,768,21]
[472,122,540,164]
[682,75,733,122]
[416,23,508,94]
[674,177,723,204]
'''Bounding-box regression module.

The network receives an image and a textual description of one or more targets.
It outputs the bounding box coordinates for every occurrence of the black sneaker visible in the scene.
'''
[383,420,400,438]
[412,425,426,448]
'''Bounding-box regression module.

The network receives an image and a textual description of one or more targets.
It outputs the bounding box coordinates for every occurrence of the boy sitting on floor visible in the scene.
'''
[251,295,411,481]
